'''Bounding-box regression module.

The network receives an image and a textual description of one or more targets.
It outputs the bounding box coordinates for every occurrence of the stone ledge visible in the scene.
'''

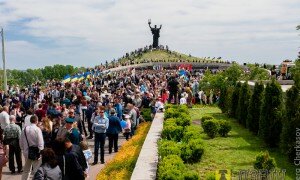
[131,112,164,180]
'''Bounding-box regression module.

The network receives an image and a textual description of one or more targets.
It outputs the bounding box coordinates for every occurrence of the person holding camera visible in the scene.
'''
[19,115,44,180]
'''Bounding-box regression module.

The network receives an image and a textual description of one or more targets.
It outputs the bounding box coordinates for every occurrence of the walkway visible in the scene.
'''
[2,134,127,180]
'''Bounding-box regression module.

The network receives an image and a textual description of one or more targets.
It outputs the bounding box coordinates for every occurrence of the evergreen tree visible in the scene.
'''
[237,82,251,127]
[247,82,264,134]
[230,82,241,118]
[259,80,283,147]
[218,86,227,113]
[280,85,300,162]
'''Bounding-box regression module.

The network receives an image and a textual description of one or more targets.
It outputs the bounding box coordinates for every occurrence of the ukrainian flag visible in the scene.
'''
[84,71,91,79]
[62,75,71,83]
[78,74,85,81]
[71,75,78,82]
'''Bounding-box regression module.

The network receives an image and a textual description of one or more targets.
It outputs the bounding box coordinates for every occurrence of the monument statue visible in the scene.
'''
[148,19,162,48]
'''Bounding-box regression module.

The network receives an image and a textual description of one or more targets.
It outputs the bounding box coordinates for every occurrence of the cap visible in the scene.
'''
[65,117,75,123]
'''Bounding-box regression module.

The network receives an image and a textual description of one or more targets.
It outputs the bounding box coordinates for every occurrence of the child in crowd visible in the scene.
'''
[123,114,131,140]
[80,141,92,178]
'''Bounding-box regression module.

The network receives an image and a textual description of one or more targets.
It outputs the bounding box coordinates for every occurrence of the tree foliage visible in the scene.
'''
[280,85,300,162]
[230,82,242,118]
[237,82,251,127]
[247,82,264,135]
[259,80,283,147]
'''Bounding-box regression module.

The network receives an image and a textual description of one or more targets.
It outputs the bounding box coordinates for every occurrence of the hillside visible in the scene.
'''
[116,49,227,65]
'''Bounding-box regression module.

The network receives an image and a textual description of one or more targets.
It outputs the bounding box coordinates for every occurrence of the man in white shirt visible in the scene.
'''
[0,106,10,130]
[19,115,44,180]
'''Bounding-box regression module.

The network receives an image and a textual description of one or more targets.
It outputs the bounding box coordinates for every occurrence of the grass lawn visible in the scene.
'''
[189,106,296,179]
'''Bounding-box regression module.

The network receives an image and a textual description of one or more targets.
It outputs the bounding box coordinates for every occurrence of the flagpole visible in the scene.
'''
[1,28,7,92]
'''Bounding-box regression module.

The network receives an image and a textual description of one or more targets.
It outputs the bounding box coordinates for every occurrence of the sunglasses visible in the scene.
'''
[100,112,104,113]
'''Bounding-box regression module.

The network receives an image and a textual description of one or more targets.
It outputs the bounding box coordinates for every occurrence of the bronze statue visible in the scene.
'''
[148,19,162,48]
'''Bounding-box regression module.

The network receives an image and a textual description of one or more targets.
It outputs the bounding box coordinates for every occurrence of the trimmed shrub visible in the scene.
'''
[182,126,201,143]
[181,138,205,163]
[158,140,181,159]
[202,120,219,138]
[175,114,191,127]
[218,120,232,137]
[205,172,216,180]
[162,124,184,142]
[178,105,189,114]
[141,108,152,122]
[183,171,199,180]
[158,155,186,180]
[200,116,213,123]
[254,151,276,171]
[164,118,177,125]
[164,108,181,119]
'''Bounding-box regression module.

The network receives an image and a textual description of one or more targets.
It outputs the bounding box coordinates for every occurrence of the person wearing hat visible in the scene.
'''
[106,109,122,154]
[56,116,81,145]
[123,114,131,140]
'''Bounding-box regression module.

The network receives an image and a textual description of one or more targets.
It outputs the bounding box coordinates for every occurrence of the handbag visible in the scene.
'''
[24,127,40,160]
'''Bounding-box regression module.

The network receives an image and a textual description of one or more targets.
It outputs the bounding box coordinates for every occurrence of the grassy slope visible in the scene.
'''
[189,106,296,180]
[118,49,225,64]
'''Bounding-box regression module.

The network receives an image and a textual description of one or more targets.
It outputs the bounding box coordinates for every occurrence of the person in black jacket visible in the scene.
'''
[53,138,86,180]
[106,109,122,153]
[64,138,87,178]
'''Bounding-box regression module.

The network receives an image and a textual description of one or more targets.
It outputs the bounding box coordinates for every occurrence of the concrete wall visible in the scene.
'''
[131,112,164,180]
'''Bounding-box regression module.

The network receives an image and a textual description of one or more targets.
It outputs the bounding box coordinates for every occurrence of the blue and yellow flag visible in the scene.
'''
[62,75,71,83]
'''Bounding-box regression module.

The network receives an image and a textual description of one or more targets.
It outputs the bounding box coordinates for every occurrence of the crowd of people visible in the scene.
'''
[0,63,219,180]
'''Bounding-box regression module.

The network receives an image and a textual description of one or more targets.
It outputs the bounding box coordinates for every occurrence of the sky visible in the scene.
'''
[0,0,299,70]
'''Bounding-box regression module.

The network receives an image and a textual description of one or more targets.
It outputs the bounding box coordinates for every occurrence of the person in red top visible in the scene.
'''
[161,89,168,103]
[35,104,46,122]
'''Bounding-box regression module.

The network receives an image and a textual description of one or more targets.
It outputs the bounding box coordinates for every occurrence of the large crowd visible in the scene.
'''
[0,65,219,180]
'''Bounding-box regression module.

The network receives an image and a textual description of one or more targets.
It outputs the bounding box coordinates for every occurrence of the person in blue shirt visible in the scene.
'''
[91,108,109,165]
[114,98,123,119]
[106,109,122,153]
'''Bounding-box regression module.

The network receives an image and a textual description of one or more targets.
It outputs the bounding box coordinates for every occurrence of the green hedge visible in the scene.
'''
[181,138,205,163]
[158,140,182,159]
[141,108,152,122]
[158,155,199,180]
[218,120,232,137]
[202,120,219,138]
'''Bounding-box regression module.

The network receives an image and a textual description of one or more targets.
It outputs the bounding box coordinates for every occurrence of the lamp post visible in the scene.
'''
[1,28,7,92]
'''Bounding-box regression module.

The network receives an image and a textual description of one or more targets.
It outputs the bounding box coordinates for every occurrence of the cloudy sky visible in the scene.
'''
[0,0,299,69]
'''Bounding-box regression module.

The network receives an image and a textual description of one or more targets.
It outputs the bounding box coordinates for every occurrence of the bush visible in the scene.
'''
[162,124,184,142]
[181,138,205,163]
[202,120,219,138]
[158,140,181,159]
[218,120,232,137]
[183,171,199,180]
[175,114,191,127]
[164,108,181,119]
[158,155,186,180]
[178,105,189,114]
[254,151,276,171]
[205,172,216,180]
[141,108,152,122]
[164,118,177,125]
[200,116,213,123]
[182,126,201,143]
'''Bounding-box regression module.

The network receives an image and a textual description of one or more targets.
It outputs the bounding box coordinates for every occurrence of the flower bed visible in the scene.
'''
[97,122,151,180]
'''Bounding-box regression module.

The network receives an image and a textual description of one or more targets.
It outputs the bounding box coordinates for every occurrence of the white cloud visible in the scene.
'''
[0,0,299,69]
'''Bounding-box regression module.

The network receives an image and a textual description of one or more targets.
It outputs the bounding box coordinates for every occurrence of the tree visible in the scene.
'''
[259,80,283,147]
[237,82,251,127]
[247,65,270,80]
[247,82,264,134]
[291,59,300,88]
[280,85,300,162]
[224,63,244,86]
[230,82,242,118]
